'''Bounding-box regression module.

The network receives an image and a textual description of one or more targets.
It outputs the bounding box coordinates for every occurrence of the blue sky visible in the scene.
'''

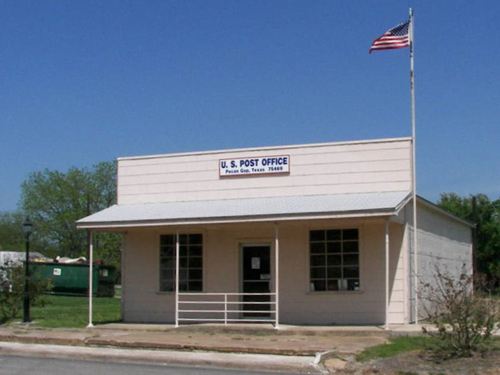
[1,0,499,211]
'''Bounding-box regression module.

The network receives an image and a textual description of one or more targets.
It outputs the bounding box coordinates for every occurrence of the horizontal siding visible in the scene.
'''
[388,222,407,324]
[407,203,473,321]
[118,139,412,205]
[119,159,409,181]
[119,171,410,195]
[119,182,411,205]
[118,140,410,166]
[119,148,409,175]
[388,303,405,314]
[388,312,405,322]
[390,290,405,302]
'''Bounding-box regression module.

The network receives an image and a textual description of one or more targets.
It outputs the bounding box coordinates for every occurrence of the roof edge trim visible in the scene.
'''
[416,196,475,228]
[76,209,395,230]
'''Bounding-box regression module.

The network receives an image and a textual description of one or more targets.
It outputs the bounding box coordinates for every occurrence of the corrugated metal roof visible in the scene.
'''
[77,191,410,229]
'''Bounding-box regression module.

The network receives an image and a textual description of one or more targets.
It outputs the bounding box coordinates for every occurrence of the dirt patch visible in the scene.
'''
[338,350,500,375]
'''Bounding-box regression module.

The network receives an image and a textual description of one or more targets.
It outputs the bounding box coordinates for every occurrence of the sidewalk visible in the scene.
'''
[0,323,389,356]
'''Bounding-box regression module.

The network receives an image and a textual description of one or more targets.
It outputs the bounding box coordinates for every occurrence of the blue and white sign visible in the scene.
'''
[219,155,290,177]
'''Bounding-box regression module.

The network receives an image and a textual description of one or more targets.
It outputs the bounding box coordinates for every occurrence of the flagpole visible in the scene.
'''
[409,7,419,325]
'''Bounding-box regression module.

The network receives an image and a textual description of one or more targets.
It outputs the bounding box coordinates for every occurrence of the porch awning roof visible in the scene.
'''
[76,191,411,229]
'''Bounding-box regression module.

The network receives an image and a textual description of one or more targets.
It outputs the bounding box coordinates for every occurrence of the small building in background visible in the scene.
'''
[0,251,48,266]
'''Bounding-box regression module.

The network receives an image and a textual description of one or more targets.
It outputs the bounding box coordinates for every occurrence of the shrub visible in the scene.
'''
[0,261,52,323]
[420,265,499,358]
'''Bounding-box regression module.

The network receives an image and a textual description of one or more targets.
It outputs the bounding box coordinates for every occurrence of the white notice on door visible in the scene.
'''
[53,268,62,276]
[251,257,260,269]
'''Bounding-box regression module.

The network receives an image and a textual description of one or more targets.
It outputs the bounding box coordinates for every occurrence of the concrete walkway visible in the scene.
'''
[0,323,389,356]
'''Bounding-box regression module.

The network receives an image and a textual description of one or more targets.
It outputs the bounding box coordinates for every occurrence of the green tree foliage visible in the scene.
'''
[0,212,25,251]
[19,162,121,270]
[438,193,500,287]
[0,212,51,253]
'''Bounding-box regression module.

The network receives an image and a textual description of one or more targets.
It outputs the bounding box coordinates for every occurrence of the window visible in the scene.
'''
[309,229,360,291]
[159,234,203,292]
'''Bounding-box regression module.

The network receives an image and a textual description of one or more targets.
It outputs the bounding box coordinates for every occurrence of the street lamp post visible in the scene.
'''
[22,217,33,323]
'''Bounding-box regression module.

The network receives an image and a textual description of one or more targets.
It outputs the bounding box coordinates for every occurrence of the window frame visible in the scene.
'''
[158,233,204,293]
[308,227,361,292]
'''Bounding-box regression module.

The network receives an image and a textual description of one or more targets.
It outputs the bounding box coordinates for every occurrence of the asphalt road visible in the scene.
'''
[0,355,297,375]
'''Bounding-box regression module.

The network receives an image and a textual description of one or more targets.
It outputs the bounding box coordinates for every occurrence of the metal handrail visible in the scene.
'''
[176,292,277,326]
[180,301,276,305]
[178,292,276,296]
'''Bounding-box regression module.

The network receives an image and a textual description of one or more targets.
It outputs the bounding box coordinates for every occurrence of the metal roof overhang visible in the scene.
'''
[76,191,411,230]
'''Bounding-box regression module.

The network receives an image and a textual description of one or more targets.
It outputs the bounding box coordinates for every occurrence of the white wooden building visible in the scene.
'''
[77,137,472,326]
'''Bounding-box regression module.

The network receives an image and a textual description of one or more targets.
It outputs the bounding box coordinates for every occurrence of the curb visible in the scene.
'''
[0,334,82,347]
[0,333,316,357]
[85,337,317,356]
[0,342,319,374]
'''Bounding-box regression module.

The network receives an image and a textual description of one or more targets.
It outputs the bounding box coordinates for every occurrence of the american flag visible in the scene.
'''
[369,21,410,53]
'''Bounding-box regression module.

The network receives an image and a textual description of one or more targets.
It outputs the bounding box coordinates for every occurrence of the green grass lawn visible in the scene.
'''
[356,336,435,362]
[356,336,500,362]
[28,295,121,328]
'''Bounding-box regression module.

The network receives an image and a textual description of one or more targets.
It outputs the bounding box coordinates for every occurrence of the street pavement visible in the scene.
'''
[0,355,301,375]
[0,342,320,374]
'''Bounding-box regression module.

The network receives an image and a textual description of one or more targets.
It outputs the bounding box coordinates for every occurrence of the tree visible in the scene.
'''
[0,212,25,251]
[437,193,500,288]
[20,162,121,270]
[0,211,52,254]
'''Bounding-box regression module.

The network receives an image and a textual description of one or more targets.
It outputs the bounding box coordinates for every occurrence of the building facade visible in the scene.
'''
[78,137,472,326]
